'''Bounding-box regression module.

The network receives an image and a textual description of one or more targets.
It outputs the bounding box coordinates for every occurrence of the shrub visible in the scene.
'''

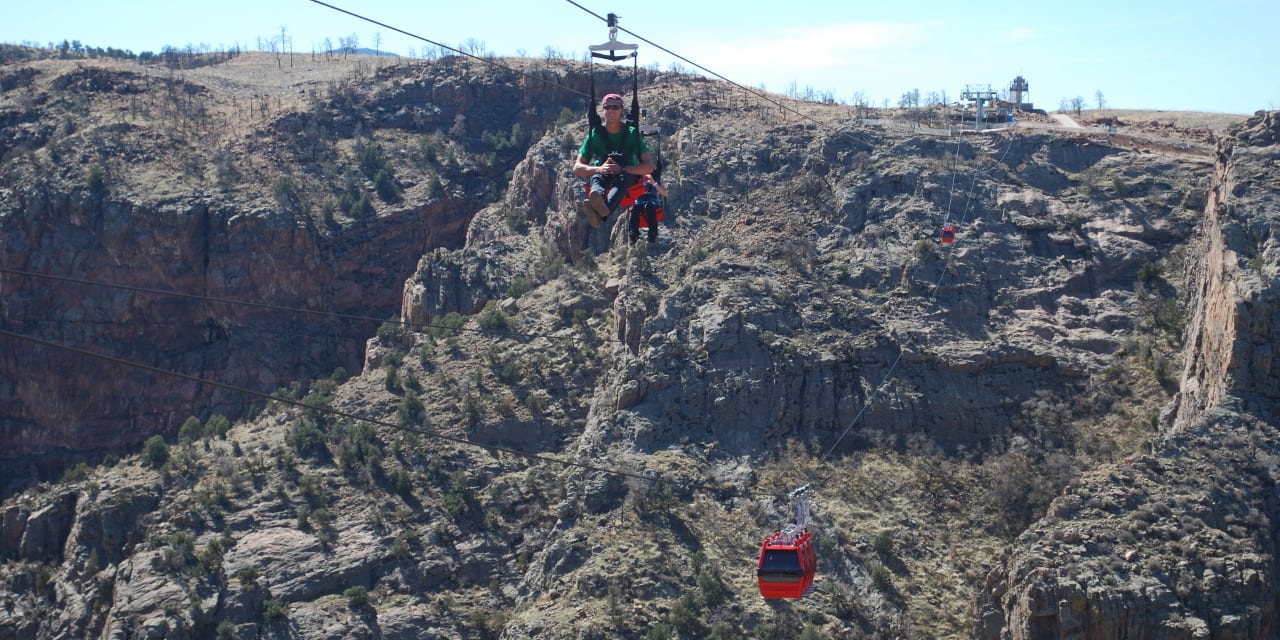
[696,566,729,608]
[871,529,895,556]
[61,462,91,483]
[871,563,893,591]
[216,620,235,640]
[261,598,288,621]
[476,303,513,333]
[143,435,170,468]
[398,390,424,424]
[1137,262,1161,286]
[461,393,483,426]
[430,312,467,339]
[358,144,387,178]
[645,623,674,640]
[912,238,938,261]
[206,414,231,439]
[344,585,369,608]
[374,168,400,202]
[178,416,203,444]
[236,566,259,590]
[524,391,548,415]
[470,608,509,636]
[351,192,375,218]
[87,165,107,196]
[272,175,299,211]
[285,420,326,457]
[669,591,701,634]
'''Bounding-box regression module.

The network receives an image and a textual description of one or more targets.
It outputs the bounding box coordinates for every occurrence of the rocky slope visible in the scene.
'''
[975,111,1280,639]
[1,49,1276,639]
[0,52,635,489]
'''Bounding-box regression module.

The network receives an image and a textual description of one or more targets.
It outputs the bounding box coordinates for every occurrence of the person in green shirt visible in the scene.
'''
[572,93,655,227]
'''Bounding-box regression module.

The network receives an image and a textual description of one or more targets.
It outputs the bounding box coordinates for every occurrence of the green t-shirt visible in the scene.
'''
[578,126,649,166]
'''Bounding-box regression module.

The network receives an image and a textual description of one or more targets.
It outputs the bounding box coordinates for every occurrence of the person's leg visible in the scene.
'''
[605,174,638,215]
[586,174,610,224]
[645,206,659,243]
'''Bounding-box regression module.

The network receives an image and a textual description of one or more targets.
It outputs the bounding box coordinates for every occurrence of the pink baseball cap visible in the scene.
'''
[601,93,623,106]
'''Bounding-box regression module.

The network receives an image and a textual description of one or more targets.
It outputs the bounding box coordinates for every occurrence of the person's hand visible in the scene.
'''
[600,157,622,175]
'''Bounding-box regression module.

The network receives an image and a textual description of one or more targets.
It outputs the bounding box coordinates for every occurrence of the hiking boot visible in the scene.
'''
[586,190,609,226]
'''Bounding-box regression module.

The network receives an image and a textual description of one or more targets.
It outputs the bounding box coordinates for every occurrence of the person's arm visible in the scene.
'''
[652,178,668,198]
[573,152,602,178]
[623,151,655,177]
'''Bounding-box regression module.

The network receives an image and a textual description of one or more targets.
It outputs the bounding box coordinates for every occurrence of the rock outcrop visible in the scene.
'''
[2,49,1275,639]
[975,112,1280,639]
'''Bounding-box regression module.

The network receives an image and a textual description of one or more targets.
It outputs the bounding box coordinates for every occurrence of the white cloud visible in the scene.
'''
[1005,27,1038,42]
[658,22,934,88]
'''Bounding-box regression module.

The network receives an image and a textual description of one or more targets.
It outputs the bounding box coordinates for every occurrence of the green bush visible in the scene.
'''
[398,390,424,424]
[374,168,400,202]
[143,435,170,468]
[344,585,369,608]
[86,165,106,196]
[206,414,231,439]
[272,175,299,211]
[476,303,513,333]
[670,591,702,634]
[645,623,674,640]
[1137,262,1161,286]
[61,462,91,483]
[430,312,467,339]
[178,416,203,444]
[262,598,288,621]
[696,566,729,608]
[216,620,235,640]
[871,563,893,591]
[871,529,895,556]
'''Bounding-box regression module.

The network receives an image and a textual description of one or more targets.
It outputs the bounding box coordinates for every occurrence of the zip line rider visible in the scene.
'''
[574,93,654,228]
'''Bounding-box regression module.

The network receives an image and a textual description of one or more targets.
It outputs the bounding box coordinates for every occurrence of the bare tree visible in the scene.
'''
[278,26,291,68]
[1095,90,1106,110]
[340,34,359,57]
[460,38,486,56]
[373,32,382,58]
[1071,96,1085,116]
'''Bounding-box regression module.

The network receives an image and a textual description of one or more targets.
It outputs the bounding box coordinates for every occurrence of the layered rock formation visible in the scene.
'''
[975,112,1280,639]
[0,53,625,490]
[2,49,1276,639]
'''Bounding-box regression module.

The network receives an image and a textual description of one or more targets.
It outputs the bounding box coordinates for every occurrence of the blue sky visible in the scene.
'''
[3,0,1276,114]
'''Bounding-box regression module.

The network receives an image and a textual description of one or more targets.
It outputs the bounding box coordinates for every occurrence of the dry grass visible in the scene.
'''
[1084,108,1250,132]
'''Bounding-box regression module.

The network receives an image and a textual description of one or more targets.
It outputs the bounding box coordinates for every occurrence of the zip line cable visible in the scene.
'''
[306,0,855,149]
[0,326,780,499]
[304,0,591,101]
[0,268,622,345]
[561,0,844,135]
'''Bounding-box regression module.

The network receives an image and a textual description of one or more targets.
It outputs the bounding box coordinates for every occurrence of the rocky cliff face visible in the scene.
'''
[975,112,1280,639]
[0,53,618,491]
[1,49,1275,640]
